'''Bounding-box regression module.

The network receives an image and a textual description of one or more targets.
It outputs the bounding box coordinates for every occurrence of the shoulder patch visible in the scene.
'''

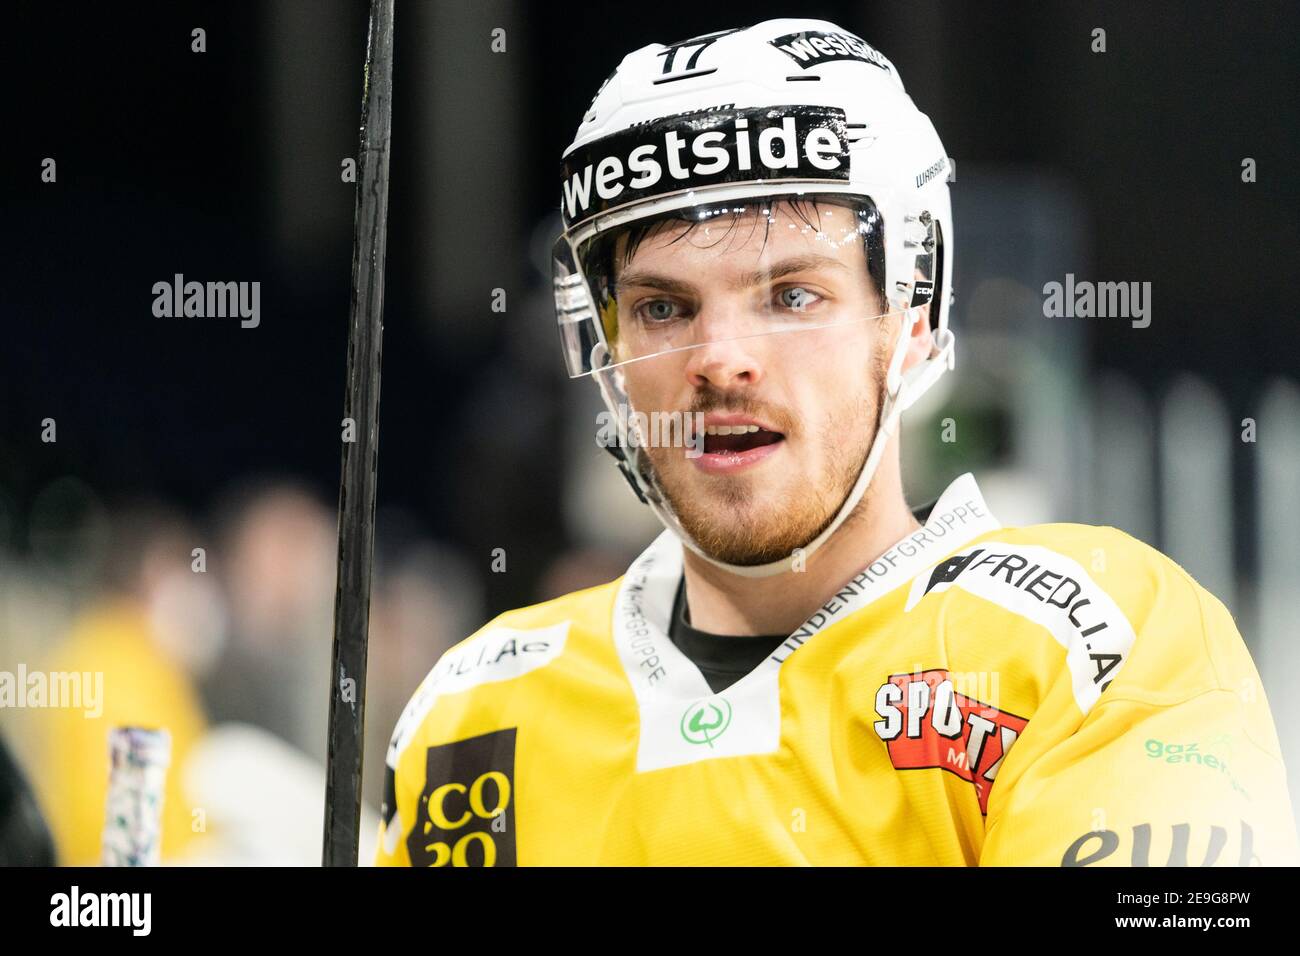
[386,621,569,766]
[905,542,1136,714]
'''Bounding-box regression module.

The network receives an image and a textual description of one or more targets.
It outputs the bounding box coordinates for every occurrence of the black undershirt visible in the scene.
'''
[668,577,787,695]
[666,497,939,695]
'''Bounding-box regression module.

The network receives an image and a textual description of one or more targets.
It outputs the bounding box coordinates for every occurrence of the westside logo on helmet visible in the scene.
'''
[769,29,893,73]
[560,104,851,228]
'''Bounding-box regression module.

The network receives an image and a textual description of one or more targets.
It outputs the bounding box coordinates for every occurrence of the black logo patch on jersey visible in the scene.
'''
[407,728,517,867]
[924,547,987,595]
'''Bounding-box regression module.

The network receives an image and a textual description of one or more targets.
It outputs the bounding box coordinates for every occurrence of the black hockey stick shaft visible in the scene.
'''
[323,0,395,867]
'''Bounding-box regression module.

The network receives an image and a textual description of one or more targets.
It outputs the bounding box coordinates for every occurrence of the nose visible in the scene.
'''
[682,305,765,390]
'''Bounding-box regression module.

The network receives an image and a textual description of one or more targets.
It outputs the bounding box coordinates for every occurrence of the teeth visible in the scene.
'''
[703,424,761,436]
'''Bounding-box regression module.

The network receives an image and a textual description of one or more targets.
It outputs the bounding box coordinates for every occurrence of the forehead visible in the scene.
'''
[614,198,868,276]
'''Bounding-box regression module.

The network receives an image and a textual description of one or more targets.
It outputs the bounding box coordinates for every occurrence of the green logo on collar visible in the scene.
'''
[680,698,733,747]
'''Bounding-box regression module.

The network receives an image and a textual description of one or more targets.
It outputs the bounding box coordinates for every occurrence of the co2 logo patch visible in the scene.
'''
[407,728,516,866]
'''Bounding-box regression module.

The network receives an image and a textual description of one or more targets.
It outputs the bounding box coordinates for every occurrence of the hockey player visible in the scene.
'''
[376,19,1299,866]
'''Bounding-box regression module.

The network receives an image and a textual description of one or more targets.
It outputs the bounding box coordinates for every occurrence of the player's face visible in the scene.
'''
[611,200,891,566]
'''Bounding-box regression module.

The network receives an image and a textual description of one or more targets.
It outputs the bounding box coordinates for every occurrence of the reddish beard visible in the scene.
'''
[637,342,890,567]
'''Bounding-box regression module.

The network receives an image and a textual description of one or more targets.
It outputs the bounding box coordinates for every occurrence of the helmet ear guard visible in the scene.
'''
[889,308,957,416]
[885,206,954,410]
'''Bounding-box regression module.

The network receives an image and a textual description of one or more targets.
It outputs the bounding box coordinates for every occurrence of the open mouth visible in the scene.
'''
[689,420,786,475]
[701,424,784,455]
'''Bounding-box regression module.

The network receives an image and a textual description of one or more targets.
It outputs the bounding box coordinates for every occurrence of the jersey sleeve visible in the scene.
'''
[370,629,501,868]
[370,611,573,867]
[373,675,432,867]
[980,539,1300,867]
[373,767,414,866]
[371,651,465,868]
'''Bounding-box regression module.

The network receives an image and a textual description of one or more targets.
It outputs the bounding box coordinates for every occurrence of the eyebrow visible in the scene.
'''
[615,254,848,297]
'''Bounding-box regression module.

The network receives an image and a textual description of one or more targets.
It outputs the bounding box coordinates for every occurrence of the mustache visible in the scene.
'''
[684,386,795,435]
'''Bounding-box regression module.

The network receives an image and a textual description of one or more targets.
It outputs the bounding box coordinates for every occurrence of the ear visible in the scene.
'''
[901,304,935,373]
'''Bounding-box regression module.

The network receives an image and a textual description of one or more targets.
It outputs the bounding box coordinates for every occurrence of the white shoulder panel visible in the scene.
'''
[385,621,569,767]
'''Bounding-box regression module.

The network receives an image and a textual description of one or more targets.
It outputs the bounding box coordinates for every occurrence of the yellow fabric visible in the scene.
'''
[32,601,208,865]
[376,521,1298,866]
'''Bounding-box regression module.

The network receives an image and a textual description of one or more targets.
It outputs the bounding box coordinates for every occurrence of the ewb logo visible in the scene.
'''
[680,698,732,747]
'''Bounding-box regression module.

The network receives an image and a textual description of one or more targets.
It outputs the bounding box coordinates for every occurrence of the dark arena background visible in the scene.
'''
[1,0,1297,888]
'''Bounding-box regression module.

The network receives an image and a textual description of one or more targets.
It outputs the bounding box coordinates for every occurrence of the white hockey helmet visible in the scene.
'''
[552,19,955,577]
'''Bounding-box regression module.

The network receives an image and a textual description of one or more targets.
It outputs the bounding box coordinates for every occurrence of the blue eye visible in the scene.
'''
[778,286,820,311]
[637,298,684,323]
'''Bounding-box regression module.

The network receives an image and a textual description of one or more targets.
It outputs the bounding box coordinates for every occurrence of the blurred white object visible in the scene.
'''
[183,722,378,866]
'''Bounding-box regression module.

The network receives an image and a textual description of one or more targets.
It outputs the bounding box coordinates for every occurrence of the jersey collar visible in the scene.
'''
[610,473,1001,770]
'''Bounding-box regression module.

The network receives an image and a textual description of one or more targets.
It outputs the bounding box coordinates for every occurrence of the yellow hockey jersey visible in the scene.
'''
[375,474,1299,866]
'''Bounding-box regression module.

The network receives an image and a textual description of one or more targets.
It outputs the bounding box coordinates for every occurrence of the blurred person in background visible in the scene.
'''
[364,532,483,814]
[180,494,481,862]
[201,481,335,764]
[30,502,216,865]
[139,480,352,866]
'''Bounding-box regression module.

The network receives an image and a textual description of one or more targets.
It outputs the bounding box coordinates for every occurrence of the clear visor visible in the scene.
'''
[553,193,902,377]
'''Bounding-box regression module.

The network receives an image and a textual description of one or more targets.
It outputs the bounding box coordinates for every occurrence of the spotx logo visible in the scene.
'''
[873,669,1028,814]
[680,697,733,747]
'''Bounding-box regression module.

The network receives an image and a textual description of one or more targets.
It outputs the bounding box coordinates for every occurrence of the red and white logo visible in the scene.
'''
[873,668,1028,814]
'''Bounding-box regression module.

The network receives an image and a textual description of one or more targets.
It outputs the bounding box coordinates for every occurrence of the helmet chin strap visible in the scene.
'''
[596,309,955,579]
